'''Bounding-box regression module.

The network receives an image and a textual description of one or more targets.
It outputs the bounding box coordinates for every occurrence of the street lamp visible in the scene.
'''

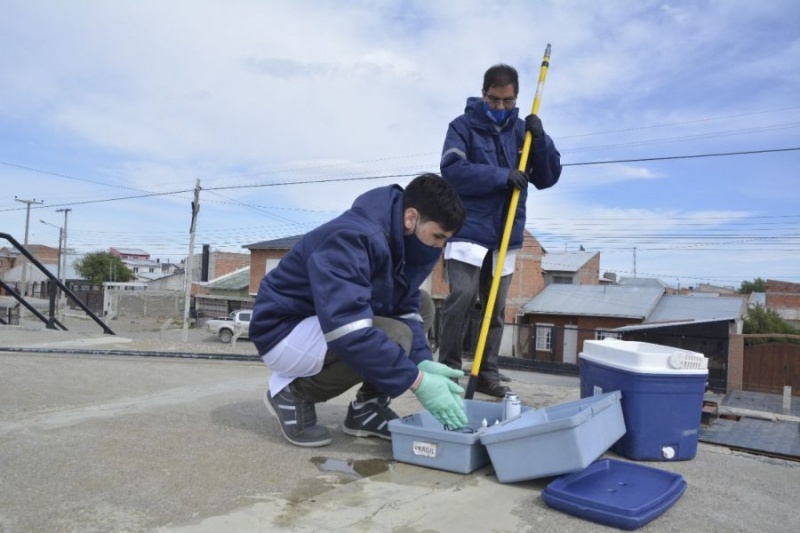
[39,219,64,292]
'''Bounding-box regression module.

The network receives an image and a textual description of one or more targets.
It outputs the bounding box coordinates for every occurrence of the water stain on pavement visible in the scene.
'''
[310,456,392,478]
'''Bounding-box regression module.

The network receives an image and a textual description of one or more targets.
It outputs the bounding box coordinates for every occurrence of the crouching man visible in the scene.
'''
[249,173,469,447]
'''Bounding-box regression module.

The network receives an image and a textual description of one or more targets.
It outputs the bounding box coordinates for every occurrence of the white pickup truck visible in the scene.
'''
[205,310,252,343]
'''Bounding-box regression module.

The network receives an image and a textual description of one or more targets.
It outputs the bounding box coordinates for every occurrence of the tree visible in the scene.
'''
[75,251,133,284]
[743,304,800,335]
[739,277,766,294]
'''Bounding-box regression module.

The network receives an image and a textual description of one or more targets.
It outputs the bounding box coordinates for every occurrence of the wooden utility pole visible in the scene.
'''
[182,180,201,342]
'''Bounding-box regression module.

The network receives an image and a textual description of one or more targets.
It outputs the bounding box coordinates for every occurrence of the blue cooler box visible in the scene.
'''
[580,339,708,461]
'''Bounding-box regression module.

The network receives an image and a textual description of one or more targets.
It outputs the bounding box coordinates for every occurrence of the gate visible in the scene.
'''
[743,340,800,395]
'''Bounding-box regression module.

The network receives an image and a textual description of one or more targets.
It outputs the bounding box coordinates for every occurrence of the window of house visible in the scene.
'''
[536,325,553,351]
[595,329,621,341]
[553,275,573,284]
[265,258,281,274]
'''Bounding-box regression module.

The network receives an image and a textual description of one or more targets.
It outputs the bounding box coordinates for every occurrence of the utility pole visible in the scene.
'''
[15,197,44,300]
[182,179,201,342]
[56,208,72,319]
[56,209,71,282]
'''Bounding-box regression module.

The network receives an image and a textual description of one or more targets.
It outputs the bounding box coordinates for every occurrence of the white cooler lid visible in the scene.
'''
[580,339,708,375]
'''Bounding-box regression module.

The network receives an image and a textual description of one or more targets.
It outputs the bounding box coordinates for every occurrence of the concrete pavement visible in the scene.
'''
[1,325,799,532]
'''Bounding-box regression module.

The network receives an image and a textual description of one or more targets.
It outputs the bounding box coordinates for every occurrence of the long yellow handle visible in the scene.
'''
[465,44,551,399]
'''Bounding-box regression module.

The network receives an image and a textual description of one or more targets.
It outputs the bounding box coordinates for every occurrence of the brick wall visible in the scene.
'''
[211,251,250,279]
[248,249,287,294]
[521,313,643,362]
[27,245,60,265]
[576,253,601,285]
[727,333,744,392]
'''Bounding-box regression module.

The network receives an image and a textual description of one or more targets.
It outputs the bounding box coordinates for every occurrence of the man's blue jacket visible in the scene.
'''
[249,185,435,398]
[441,96,562,250]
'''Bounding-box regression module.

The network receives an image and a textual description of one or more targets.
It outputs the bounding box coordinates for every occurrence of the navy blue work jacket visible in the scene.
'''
[249,185,435,398]
[441,96,562,250]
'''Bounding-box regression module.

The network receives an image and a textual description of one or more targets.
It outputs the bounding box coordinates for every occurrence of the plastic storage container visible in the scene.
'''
[388,400,530,474]
[478,391,625,483]
[542,459,687,530]
[580,339,708,461]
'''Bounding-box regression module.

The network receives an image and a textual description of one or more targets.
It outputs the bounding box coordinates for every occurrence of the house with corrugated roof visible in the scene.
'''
[518,284,747,392]
[541,250,599,286]
[519,284,664,364]
[243,234,304,297]
[193,266,252,319]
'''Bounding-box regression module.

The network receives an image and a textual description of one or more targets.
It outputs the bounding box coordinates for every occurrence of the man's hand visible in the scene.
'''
[417,360,465,380]
[507,169,528,191]
[412,372,468,428]
[525,114,544,138]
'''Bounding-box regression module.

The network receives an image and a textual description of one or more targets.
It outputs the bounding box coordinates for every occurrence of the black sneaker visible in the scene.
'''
[342,396,398,440]
[264,387,332,447]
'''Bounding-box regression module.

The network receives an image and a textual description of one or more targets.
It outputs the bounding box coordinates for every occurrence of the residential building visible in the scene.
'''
[541,250,600,286]
[765,279,800,329]
[109,247,150,261]
[520,283,747,391]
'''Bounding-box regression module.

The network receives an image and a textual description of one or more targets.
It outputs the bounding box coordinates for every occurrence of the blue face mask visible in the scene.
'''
[404,224,442,266]
[483,101,510,124]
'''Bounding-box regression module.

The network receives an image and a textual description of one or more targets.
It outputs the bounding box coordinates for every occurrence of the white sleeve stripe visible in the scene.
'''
[324,318,373,342]
[396,313,423,322]
[442,147,466,162]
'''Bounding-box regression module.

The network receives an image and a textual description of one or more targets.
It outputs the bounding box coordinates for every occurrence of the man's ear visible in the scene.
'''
[403,208,418,231]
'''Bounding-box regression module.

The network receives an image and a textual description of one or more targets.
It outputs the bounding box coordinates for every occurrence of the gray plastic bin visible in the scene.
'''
[388,400,530,474]
[479,391,625,483]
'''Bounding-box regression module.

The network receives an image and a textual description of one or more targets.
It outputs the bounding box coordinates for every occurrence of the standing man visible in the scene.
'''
[438,64,562,397]
[249,173,469,447]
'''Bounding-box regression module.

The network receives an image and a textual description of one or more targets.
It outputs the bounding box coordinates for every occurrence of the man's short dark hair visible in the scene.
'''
[403,173,465,233]
[482,64,519,95]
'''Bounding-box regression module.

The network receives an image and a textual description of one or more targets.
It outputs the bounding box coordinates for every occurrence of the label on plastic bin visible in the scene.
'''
[593,385,603,396]
[413,441,438,458]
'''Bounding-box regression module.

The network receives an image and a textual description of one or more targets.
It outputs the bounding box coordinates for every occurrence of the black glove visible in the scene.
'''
[525,114,544,138]
[507,169,528,191]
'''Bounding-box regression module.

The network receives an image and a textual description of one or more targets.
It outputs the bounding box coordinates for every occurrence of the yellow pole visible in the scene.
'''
[465,44,551,399]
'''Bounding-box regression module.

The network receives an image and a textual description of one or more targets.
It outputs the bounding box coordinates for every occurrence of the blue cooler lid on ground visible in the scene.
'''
[542,459,686,530]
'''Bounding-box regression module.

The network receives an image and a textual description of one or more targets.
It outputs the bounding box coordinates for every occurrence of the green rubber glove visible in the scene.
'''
[413,372,468,429]
[417,360,465,380]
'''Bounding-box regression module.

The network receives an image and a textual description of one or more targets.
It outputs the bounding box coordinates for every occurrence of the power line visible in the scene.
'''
[564,146,800,166]
[560,122,800,154]
[3,146,797,213]
[557,105,800,140]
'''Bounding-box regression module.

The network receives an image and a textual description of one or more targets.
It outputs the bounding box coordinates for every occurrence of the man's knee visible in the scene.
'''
[373,317,413,353]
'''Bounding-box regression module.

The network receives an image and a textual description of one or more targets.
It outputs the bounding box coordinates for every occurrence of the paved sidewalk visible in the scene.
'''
[1,326,799,532]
